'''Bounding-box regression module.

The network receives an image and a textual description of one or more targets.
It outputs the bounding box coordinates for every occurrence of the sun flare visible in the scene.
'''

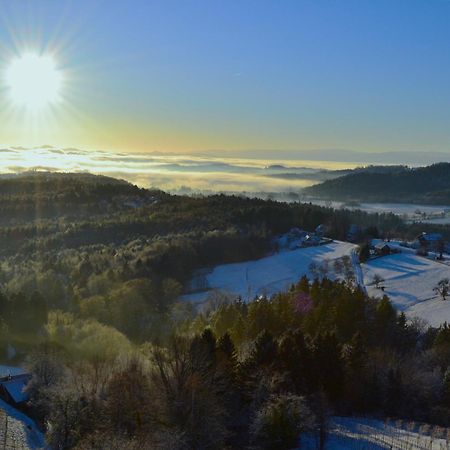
[5,53,62,110]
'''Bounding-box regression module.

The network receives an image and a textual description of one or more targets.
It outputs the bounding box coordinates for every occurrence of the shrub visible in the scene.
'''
[251,394,315,450]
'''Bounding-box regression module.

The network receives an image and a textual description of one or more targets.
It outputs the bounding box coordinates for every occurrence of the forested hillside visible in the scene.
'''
[0,172,405,348]
[304,163,450,204]
[24,277,450,449]
[0,172,449,449]
[0,172,158,224]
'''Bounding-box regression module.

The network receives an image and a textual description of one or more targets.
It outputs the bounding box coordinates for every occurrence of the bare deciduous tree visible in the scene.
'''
[434,278,450,301]
[309,262,319,279]
[372,274,385,289]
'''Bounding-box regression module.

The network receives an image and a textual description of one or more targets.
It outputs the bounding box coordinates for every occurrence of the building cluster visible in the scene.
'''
[282,225,329,250]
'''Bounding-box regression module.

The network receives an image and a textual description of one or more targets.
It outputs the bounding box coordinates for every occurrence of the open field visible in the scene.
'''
[181,241,359,304]
[182,231,450,327]
[310,199,450,223]
[363,249,450,326]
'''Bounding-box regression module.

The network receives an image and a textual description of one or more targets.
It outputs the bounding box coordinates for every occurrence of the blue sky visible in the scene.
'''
[1,0,450,155]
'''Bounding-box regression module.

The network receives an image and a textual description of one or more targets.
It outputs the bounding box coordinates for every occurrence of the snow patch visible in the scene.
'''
[301,417,450,449]
[363,251,450,326]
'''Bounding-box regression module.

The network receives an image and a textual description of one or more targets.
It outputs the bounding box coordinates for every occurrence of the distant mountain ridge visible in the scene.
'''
[265,165,408,182]
[203,149,450,165]
[304,163,450,205]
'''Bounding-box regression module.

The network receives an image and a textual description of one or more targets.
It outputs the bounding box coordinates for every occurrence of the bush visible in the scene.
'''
[251,394,315,450]
[359,243,371,263]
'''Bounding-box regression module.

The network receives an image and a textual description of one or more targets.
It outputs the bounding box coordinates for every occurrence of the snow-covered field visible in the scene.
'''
[355,202,450,219]
[181,241,358,304]
[420,216,450,225]
[308,199,450,218]
[182,230,450,327]
[301,417,450,449]
[363,247,450,326]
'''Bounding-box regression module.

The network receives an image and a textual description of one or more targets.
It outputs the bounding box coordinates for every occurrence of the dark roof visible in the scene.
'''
[0,374,30,403]
[0,365,27,378]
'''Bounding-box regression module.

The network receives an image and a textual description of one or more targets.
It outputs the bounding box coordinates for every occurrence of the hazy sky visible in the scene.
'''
[1,0,450,155]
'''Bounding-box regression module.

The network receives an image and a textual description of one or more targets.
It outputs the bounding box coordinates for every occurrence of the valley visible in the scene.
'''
[0,172,448,449]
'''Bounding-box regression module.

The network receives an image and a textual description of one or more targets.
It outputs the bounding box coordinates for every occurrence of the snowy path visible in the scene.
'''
[351,248,367,294]
[0,399,45,449]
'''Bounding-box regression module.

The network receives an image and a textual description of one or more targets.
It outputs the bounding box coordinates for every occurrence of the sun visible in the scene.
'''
[5,53,62,110]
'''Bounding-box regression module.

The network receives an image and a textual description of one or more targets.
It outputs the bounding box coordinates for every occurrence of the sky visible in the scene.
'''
[1,0,450,156]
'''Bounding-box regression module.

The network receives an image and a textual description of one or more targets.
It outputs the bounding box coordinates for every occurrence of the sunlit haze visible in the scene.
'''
[0,147,361,193]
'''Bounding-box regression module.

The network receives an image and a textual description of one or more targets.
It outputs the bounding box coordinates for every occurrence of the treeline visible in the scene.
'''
[24,277,450,449]
[0,188,403,256]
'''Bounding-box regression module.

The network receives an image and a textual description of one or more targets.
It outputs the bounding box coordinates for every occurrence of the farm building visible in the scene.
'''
[374,242,392,256]
[0,374,30,407]
[417,232,443,244]
[303,234,322,246]
[415,232,445,252]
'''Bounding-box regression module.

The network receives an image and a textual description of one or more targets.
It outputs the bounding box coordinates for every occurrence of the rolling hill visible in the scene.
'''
[304,163,450,204]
